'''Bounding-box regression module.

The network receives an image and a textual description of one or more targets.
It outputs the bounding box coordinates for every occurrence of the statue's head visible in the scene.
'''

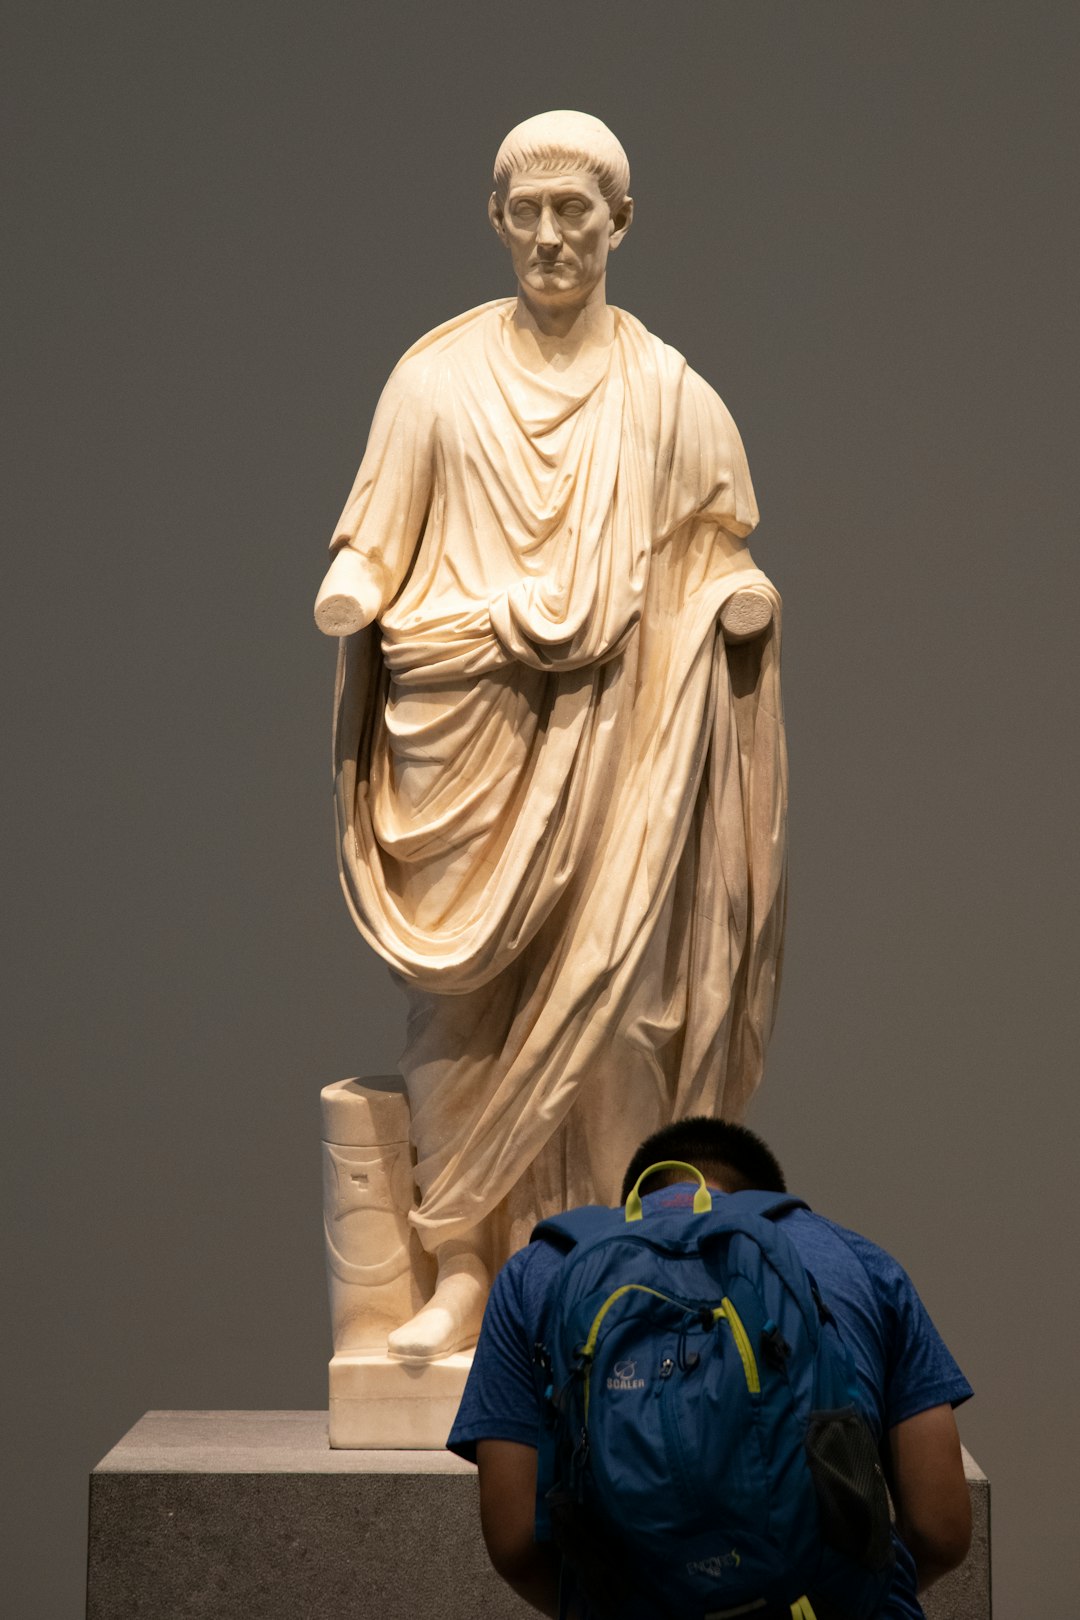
[489,110,633,309]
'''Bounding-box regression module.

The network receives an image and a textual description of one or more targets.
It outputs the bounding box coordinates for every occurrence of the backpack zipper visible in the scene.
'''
[716,1297,761,1396]
[579,1286,761,1419]
[581,1284,673,1420]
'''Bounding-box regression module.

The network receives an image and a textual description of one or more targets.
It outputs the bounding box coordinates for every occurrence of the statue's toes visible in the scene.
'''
[386,1274,486,1364]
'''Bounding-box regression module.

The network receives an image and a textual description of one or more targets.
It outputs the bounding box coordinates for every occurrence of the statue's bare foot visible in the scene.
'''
[386,1252,489,1364]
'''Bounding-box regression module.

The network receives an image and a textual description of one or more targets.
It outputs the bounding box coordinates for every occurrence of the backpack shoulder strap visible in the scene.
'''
[721,1190,810,1222]
[531,1204,617,1253]
[698,1192,820,1338]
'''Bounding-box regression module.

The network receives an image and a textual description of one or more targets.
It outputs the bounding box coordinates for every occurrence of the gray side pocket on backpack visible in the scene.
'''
[805,1408,894,1572]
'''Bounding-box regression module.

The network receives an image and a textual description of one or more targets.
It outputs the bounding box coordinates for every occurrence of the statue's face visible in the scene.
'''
[491,168,629,307]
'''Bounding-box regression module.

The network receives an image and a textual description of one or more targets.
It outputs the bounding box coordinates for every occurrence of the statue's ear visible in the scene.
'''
[488,191,507,243]
[609,195,634,252]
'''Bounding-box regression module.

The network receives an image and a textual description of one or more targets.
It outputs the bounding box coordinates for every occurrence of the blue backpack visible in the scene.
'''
[531,1162,895,1620]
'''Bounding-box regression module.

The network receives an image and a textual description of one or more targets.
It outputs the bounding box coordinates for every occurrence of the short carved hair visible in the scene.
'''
[621,1116,788,1202]
[493,110,630,213]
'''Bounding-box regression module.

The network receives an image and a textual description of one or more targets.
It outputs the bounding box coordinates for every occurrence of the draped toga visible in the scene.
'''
[330,300,787,1264]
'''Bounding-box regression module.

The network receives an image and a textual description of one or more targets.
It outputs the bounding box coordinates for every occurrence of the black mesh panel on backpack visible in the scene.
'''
[805,1409,895,1573]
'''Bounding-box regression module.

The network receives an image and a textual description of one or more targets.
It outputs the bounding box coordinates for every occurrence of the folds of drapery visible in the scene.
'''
[329,303,786,1251]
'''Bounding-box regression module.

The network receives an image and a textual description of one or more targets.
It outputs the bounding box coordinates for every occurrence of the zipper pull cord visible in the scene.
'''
[677,1307,713,1371]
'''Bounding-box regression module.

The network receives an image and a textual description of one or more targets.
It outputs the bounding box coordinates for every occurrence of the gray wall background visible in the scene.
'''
[4,3,1077,1614]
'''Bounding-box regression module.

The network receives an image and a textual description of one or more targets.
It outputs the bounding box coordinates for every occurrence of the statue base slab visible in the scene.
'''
[87,1410,532,1619]
[328,1350,472,1448]
[86,1411,990,1620]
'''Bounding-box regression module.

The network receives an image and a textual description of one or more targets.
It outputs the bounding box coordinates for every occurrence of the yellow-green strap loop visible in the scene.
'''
[624,1160,713,1221]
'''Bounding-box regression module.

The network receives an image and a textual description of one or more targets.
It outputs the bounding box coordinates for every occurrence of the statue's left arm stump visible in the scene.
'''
[86,1412,992,1620]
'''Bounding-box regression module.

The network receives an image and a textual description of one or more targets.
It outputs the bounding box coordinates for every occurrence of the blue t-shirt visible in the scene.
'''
[448,1186,972,1620]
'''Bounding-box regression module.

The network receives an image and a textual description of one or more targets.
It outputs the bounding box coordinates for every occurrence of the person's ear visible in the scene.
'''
[488,191,508,245]
[608,195,634,252]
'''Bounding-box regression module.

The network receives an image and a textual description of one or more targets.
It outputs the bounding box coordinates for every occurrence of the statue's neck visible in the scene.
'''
[508,283,615,374]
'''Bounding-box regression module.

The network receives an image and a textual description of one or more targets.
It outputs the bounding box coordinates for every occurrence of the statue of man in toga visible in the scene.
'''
[315,111,787,1362]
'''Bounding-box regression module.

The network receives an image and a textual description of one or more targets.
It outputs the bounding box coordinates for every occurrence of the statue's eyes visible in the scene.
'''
[559,201,586,218]
[511,201,540,223]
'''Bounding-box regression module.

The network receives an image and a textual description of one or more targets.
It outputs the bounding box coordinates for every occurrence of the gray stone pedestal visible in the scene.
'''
[86,1411,990,1619]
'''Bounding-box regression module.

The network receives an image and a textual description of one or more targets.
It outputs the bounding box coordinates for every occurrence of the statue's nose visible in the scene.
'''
[536,207,561,250]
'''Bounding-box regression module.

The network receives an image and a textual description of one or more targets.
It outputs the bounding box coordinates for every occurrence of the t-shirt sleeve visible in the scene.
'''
[865,1242,974,1428]
[446,1247,545,1464]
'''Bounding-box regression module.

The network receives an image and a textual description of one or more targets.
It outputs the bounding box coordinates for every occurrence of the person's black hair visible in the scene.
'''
[620,1115,787,1202]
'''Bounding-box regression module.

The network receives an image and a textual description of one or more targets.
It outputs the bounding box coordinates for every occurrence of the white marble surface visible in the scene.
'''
[315,110,788,1362]
[322,1077,434,1357]
[329,1351,472,1448]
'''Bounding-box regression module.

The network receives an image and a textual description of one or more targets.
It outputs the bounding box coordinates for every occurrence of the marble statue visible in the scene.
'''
[315,111,787,1372]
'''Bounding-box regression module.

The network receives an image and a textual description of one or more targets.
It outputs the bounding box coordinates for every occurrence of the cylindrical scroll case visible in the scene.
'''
[321,1076,434,1353]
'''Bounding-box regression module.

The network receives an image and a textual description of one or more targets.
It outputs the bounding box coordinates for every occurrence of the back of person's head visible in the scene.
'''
[620,1116,787,1202]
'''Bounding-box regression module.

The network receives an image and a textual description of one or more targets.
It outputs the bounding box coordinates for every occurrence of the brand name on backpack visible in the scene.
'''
[606,1358,646,1391]
[686,1549,742,1578]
